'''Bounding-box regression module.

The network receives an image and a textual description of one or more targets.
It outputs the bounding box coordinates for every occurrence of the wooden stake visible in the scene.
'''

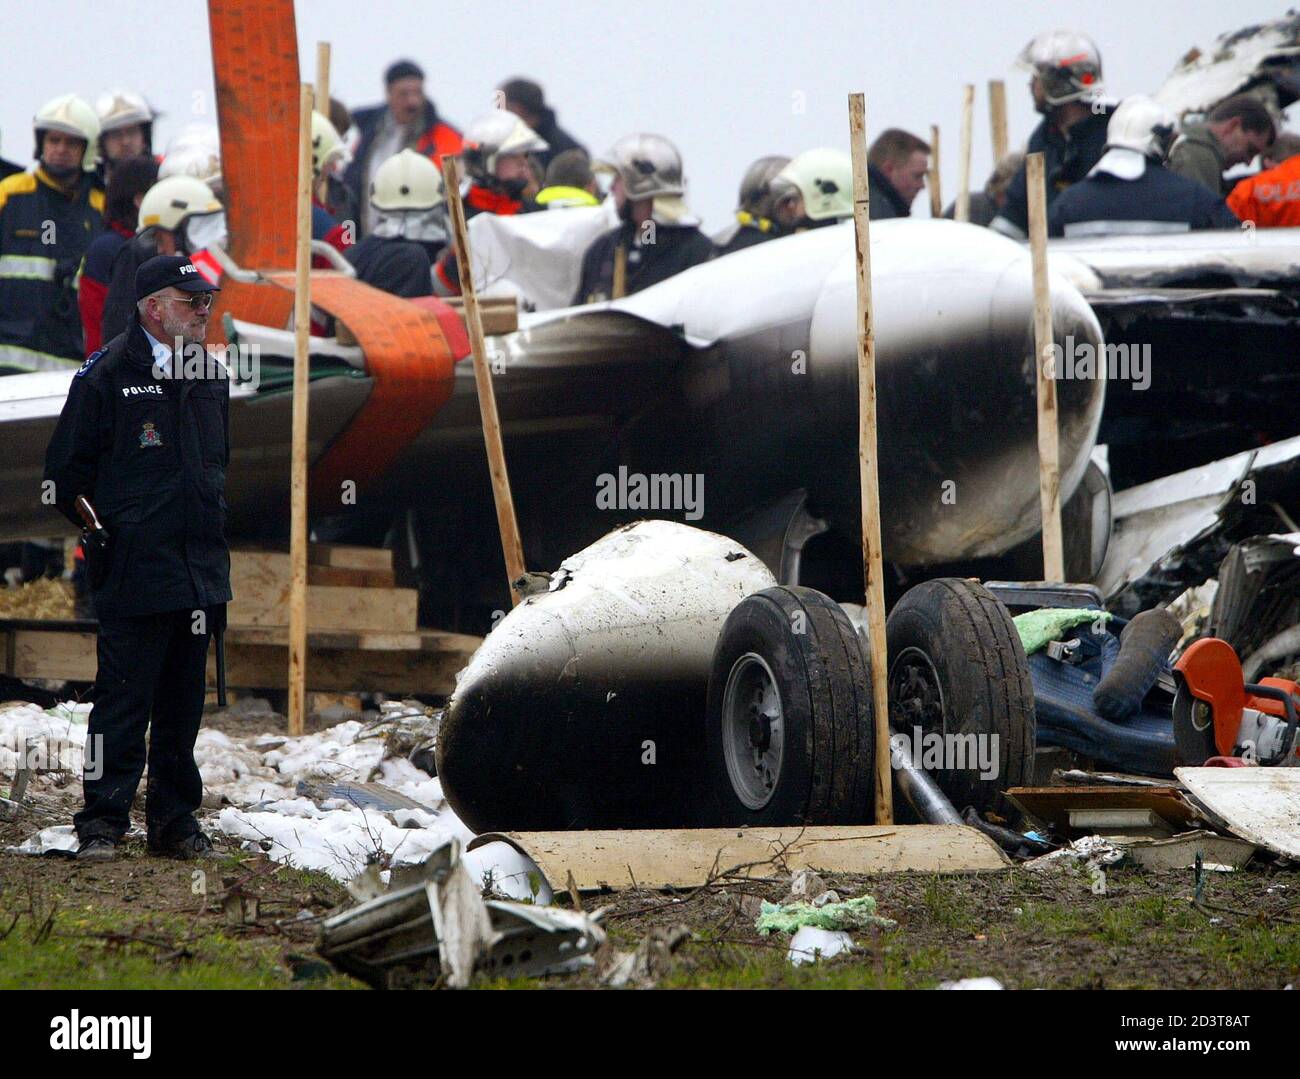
[442,155,527,604]
[288,83,313,737]
[1026,152,1065,582]
[928,124,942,218]
[988,78,1008,162]
[955,84,975,223]
[612,243,627,299]
[315,42,331,118]
[848,92,894,826]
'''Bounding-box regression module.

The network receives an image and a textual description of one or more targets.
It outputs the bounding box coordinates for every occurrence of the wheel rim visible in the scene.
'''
[721,652,784,810]
[889,646,946,739]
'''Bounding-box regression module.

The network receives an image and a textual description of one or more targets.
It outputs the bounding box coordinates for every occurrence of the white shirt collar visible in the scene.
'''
[142,326,173,377]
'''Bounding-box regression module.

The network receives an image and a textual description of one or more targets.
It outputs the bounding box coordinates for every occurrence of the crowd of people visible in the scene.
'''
[1,28,1298,376]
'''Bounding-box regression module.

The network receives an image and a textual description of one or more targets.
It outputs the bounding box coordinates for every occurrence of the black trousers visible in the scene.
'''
[75,607,212,844]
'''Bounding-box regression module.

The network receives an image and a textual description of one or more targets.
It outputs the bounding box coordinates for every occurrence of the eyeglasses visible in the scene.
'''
[157,293,215,312]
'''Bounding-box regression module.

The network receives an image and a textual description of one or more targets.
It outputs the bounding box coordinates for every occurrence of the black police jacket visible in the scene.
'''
[43,316,232,619]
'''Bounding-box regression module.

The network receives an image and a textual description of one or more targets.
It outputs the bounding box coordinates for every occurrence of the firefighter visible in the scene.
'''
[100,176,224,344]
[573,134,713,304]
[431,111,547,295]
[1048,96,1240,237]
[991,29,1112,239]
[159,123,223,198]
[0,95,105,374]
[311,111,354,254]
[80,155,158,355]
[345,59,463,237]
[346,149,447,297]
[769,148,853,231]
[95,89,157,181]
[459,110,548,219]
[713,155,791,256]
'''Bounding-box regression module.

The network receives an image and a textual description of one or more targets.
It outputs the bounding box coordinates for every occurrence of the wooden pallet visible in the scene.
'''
[0,544,481,696]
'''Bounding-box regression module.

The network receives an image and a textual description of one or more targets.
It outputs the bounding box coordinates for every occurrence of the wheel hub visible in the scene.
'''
[721,652,784,811]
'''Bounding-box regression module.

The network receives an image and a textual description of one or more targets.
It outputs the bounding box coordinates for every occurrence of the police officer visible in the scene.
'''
[44,254,229,861]
[0,95,106,374]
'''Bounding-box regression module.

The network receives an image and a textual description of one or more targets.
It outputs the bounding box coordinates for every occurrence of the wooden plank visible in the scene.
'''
[1006,785,1198,832]
[442,296,519,336]
[231,549,395,589]
[226,625,481,654]
[9,629,98,682]
[228,561,417,631]
[215,640,468,695]
[469,826,1010,891]
[307,544,393,571]
[3,625,478,696]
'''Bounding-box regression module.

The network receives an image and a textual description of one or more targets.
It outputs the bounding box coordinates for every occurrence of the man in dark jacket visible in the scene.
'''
[1049,95,1240,237]
[992,29,1112,238]
[499,78,585,170]
[574,134,713,303]
[80,155,157,355]
[867,129,930,219]
[344,59,462,238]
[44,255,229,862]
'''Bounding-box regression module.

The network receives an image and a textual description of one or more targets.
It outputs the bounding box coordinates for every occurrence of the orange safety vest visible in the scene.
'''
[1227,155,1300,228]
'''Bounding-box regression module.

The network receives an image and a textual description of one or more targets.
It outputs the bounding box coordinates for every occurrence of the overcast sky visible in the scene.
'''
[5,1,1294,228]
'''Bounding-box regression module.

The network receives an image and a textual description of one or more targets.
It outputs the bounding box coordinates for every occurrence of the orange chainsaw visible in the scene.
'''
[1173,637,1300,766]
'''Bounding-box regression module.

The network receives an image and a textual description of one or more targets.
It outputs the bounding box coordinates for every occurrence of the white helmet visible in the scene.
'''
[1091,95,1178,181]
[164,122,220,157]
[95,89,156,134]
[596,133,685,201]
[311,111,351,178]
[775,148,853,221]
[1017,29,1103,106]
[1106,95,1177,157]
[160,133,223,189]
[138,175,222,233]
[462,110,548,181]
[370,148,444,211]
[33,94,100,172]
